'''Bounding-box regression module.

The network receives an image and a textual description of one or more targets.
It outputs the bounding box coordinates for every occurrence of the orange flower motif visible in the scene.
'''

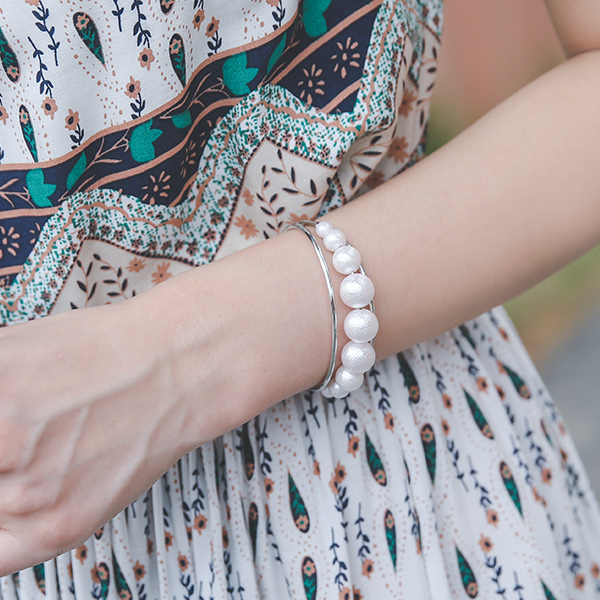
[151,262,172,285]
[486,509,499,527]
[442,393,452,409]
[25,0,40,5]
[384,412,394,431]
[264,477,274,497]
[19,107,29,124]
[361,558,374,578]
[177,554,189,571]
[476,376,489,392]
[399,89,417,117]
[352,587,363,600]
[75,544,88,564]
[478,534,493,553]
[194,513,207,534]
[495,385,505,400]
[575,573,585,589]
[91,563,108,584]
[288,213,310,224]
[591,562,600,579]
[75,13,90,30]
[441,419,450,436]
[164,531,174,549]
[170,37,182,54]
[466,582,478,597]
[313,460,320,475]
[385,512,394,528]
[303,558,316,576]
[374,469,387,485]
[333,461,347,483]
[65,109,79,131]
[193,9,205,30]
[420,425,434,443]
[127,257,146,273]
[347,435,360,457]
[133,561,146,581]
[541,468,552,484]
[364,169,384,189]
[0,106,7,125]
[42,97,58,119]
[389,136,409,163]
[295,515,309,531]
[331,37,360,79]
[205,16,220,37]
[138,48,155,70]
[497,360,506,374]
[125,76,141,98]
[222,525,229,548]
[234,214,258,239]
[339,587,351,600]
[241,187,254,206]
[266,0,279,6]
[501,464,511,479]
[147,539,154,555]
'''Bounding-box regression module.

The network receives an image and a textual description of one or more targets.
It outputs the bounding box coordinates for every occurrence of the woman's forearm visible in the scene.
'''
[146,49,600,443]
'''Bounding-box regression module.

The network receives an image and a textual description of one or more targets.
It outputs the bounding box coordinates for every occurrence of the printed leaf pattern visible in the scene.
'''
[27,169,56,207]
[73,12,105,64]
[456,547,478,598]
[499,461,522,517]
[0,25,20,82]
[420,423,436,484]
[541,580,558,600]
[498,360,531,399]
[223,52,259,96]
[241,422,255,480]
[288,472,310,532]
[248,501,258,560]
[33,564,45,594]
[302,0,331,38]
[365,430,387,486]
[464,389,494,439]
[398,352,420,403]
[267,33,286,74]
[19,105,38,162]
[302,556,317,600]
[112,552,131,600]
[169,34,186,86]
[384,509,397,570]
[459,324,476,349]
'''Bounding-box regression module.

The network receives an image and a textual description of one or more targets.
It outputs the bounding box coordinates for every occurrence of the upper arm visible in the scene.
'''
[545,0,600,57]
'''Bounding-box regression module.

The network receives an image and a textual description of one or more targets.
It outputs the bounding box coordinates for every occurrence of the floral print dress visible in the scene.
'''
[1,1,600,599]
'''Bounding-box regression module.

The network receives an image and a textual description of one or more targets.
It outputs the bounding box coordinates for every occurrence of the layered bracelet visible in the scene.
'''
[284,219,378,398]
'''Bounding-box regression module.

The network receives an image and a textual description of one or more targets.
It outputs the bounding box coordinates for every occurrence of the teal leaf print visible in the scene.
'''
[288,472,310,532]
[541,580,558,600]
[112,552,131,600]
[420,424,436,484]
[459,324,476,349]
[33,564,45,594]
[456,547,478,598]
[365,430,387,486]
[301,556,317,600]
[267,33,286,74]
[130,119,162,163]
[302,0,331,38]
[0,25,20,82]
[19,105,38,162]
[498,360,531,399]
[463,389,494,439]
[248,502,258,560]
[384,509,397,570]
[66,152,87,190]
[398,352,420,403]
[169,34,186,86]
[223,52,259,96]
[27,169,56,207]
[171,110,191,129]
[499,461,522,516]
[91,562,110,600]
[73,12,105,65]
[241,422,255,480]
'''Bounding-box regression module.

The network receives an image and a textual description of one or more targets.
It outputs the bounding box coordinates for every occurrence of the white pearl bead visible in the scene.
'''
[332,245,361,275]
[320,386,333,398]
[339,273,374,308]
[342,341,376,373]
[344,309,379,343]
[336,367,364,392]
[315,221,333,238]
[329,381,348,398]
[323,229,346,252]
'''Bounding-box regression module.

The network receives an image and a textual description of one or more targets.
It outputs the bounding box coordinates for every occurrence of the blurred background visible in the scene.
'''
[427,0,600,494]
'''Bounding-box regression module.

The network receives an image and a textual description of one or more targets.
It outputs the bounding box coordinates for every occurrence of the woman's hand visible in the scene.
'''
[0,283,232,575]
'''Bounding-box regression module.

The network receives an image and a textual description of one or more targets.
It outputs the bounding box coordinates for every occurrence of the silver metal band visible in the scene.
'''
[283,221,338,392]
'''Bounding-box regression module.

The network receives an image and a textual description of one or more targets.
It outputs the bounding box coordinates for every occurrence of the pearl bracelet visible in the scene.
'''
[285,219,378,398]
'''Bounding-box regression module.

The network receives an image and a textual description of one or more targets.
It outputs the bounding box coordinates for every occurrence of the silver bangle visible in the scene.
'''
[283,221,338,392]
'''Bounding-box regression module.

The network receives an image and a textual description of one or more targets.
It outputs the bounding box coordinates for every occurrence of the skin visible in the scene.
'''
[0,0,599,575]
